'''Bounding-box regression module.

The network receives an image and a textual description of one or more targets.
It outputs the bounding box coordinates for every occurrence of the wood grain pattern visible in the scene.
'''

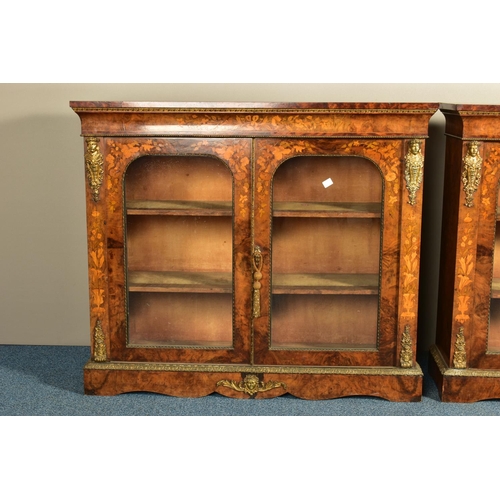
[397,140,426,369]
[103,137,252,364]
[433,104,500,402]
[430,345,500,403]
[252,138,404,367]
[71,101,437,138]
[84,363,422,401]
[71,102,437,400]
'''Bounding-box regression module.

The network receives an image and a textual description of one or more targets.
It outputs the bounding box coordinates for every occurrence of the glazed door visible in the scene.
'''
[253,138,415,367]
[469,141,500,369]
[101,137,252,364]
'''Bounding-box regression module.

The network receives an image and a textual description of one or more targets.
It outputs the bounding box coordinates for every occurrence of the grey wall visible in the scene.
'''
[1,83,499,348]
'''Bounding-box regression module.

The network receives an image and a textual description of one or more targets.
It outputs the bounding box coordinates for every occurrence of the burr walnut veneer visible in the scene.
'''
[71,101,437,401]
[430,104,500,402]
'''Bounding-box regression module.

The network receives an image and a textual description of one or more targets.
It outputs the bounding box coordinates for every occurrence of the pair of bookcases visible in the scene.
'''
[71,101,500,402]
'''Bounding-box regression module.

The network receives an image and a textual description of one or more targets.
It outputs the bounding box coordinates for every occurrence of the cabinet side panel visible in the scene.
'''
[84,137,111,362]
[435,136,462,360]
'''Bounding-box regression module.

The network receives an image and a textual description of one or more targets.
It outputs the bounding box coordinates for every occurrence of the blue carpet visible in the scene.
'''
[2,344,500,415]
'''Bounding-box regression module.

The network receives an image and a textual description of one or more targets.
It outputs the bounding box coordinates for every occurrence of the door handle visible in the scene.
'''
[252,246,263,318]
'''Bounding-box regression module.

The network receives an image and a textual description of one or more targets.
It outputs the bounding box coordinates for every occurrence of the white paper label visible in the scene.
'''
[322,178,333,188]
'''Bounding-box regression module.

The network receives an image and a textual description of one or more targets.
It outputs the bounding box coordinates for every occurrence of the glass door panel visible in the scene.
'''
[488,189,500,351]
[125,155,234,347]
[271,156,382,349]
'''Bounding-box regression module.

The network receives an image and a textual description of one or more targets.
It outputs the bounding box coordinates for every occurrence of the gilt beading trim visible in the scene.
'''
[85,360,422,376]
[430,344,500,378]
[72,107,437,115]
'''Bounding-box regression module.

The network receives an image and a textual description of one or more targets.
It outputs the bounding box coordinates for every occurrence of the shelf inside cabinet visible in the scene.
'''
[273,201,381,218]
[127,201,381,218]
[127,337,232,348]
[128,271,232,293]
[492,278,500,298]
[272,273,379,294]
[127,200,232,216]
[269,340,377,350]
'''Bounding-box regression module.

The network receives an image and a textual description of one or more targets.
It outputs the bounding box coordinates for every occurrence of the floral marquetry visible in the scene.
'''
[431,104,500,402]
[71,101,437,401]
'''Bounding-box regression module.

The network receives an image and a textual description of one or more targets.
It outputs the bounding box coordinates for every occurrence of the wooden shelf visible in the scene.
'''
[272,273,379,294]
[128,271,233,293]
[270,340,377,350]
[126,200,232,216]
[492,278,500,298]
[128,337,232,348]
[128,271,378,295]
[126,200,381,218]
[273,201,381,218]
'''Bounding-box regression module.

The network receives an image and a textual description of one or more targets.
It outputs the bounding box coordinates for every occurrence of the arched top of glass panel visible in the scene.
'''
[273,155,382,218]
[125,155,233,204]
[273,155,382,203]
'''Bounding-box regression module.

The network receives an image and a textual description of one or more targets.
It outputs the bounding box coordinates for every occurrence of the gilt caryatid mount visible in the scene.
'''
[85,137,104,203]
[404,139,424,206]
[462,141,482,208]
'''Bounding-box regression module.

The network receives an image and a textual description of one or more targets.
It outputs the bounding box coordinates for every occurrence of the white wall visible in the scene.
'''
[1,83,499,348]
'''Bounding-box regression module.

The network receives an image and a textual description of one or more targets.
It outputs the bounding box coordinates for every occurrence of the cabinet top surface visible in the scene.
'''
[70,101,438,112]
[440,103,500,113]
[71,101,438,138]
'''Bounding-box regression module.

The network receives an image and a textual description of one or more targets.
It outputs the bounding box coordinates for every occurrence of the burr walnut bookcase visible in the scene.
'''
[430,103,500,402]
[71,101,437,401]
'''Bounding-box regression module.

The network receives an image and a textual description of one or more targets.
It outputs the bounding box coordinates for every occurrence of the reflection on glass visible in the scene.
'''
[489,193,500,351]
[125,156,233,347]
[271,156,382,349]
